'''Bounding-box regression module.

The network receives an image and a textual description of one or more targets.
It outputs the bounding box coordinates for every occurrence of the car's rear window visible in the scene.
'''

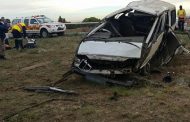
[12,19,21,25]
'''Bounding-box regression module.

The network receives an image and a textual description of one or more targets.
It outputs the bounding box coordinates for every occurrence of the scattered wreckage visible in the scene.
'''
[72,0,184,77]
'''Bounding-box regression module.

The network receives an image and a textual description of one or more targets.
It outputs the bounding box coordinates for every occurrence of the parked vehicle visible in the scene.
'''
[12,15,66,38]
[72,0,181,76]
[185,16,190,31]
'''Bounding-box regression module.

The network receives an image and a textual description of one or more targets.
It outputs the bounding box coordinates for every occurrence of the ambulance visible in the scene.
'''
[12,15,66,38]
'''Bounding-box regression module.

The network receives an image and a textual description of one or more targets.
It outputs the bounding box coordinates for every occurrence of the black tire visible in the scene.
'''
[40,29,49,38]
[57,32,65,36]
[140,63,151,76]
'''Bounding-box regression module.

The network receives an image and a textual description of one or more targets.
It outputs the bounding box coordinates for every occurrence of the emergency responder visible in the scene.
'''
[177,5,186,31]
[11,22,27,50]
[1,17,11,48]
[0,19,8,60]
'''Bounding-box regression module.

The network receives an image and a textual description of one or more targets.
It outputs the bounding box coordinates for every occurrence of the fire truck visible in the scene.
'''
[12,15,66,38]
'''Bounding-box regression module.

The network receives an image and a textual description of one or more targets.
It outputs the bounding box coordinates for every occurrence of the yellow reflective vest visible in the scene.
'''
[177,9,186,19]
[12,23,26,32]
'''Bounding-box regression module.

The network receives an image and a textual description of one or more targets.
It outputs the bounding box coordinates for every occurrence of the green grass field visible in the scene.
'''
[0,34,190,122]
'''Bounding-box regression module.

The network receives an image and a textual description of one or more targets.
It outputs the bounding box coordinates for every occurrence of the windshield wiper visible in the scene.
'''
[84,37,108,41]
[104,39,141,49]
[121,41,141,49]
[84,38,141,49]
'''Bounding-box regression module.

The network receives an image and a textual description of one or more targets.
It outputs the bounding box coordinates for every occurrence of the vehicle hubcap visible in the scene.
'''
[42,31,48,37]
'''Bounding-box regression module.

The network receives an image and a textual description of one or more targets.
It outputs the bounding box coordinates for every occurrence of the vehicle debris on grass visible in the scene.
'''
[24,86,78,95]
[20,61,51,71]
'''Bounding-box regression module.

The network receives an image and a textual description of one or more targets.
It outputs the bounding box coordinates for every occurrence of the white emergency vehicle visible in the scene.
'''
[12,15,66,38]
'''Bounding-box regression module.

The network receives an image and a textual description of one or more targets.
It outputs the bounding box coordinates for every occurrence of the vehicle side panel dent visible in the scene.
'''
[140,32,164,68]
[145,17,159,43]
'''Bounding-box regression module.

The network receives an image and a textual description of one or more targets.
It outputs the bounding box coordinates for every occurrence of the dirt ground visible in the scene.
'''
[0,33,190,122]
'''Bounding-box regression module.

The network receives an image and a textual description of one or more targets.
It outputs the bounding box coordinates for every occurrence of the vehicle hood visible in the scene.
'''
[77,41,143,61]
[42,22,65,26]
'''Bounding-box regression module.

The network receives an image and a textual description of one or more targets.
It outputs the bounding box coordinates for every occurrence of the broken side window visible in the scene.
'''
[171,10,176,26]
[86,10,156,44]
[110,10,155,37]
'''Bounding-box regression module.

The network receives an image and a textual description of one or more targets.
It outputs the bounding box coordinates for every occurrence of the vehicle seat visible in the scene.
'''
[119,17,136,36]
[109,19,121,37]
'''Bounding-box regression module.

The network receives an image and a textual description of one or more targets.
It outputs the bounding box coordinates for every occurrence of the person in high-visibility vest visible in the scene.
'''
[1,17,11,47]
[0,19,8,60]
[177,5,186,31]
[11,22,27,50]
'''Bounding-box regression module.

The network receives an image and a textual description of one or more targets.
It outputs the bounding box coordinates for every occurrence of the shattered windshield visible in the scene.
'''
[86,9,156,43]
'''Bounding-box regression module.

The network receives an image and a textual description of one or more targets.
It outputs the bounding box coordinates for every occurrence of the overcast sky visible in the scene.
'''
[0,0,190,22]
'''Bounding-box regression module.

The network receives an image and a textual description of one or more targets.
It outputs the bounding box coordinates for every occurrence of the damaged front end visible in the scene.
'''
[73,36,144,75]
[72,0,181,76]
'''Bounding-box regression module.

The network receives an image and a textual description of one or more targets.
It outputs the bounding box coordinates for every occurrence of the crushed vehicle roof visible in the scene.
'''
[105,0,175,19]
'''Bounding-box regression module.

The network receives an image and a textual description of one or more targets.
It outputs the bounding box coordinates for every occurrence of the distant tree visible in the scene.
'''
[58,16,62,22]
[82,17,101,22]
[58,16,66,23]
[62,18,66,23]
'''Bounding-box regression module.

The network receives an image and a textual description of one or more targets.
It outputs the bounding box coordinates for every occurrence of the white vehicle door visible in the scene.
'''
[28,19,40,34]
[140,13,166,68]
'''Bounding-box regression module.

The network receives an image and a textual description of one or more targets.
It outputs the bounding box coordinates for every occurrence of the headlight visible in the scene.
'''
[74,58,80,64]
[51,25,56,28]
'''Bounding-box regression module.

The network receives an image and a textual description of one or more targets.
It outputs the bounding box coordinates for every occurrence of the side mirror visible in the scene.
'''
[34,21,39,24]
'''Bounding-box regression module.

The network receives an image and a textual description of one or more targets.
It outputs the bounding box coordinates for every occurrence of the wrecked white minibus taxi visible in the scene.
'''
[72,0,181,76]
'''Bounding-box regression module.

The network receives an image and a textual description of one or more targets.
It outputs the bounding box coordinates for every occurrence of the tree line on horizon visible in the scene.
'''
[58,16,101,23]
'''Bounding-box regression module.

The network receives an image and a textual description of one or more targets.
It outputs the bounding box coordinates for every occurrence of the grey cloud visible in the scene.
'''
[0,0,190,22]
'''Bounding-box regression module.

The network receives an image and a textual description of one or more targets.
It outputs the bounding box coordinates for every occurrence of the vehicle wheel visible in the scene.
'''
[57,32,65,36]
[187,31,190,39]
[140,63,151,76]
[40,29,49,38]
